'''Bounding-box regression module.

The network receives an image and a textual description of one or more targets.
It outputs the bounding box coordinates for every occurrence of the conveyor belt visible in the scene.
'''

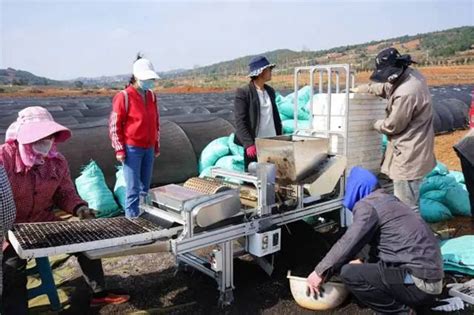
[12,218,162,250]
[9,217,180,259]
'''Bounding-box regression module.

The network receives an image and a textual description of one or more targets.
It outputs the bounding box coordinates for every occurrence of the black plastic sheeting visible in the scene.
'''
[0,86,470,187]
[174,116,235,161]
[432,98,470,133]
[58,118,234,187]
[0,116,235,188]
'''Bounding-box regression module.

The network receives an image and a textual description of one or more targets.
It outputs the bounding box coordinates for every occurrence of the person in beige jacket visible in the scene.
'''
[353,48,436,212]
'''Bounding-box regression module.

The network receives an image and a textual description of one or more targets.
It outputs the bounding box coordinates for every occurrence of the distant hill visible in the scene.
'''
[0,68,64,86]
[1,26,472,87]
[172,26,474,78]
[72,68,188,86]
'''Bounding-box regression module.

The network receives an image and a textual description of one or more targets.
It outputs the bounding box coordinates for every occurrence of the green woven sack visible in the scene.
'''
[419,198,453,223]
[75,160,120,218]
[198,136,230,172]
[441,236,474,276]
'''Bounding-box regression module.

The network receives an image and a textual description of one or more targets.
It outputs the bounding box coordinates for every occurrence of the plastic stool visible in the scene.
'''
[26,257,61,311]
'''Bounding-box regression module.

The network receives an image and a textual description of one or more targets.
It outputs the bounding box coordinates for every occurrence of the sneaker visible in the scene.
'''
[90,292,130,306]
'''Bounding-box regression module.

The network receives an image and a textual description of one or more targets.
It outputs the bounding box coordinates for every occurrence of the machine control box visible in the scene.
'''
[247,228,281,257]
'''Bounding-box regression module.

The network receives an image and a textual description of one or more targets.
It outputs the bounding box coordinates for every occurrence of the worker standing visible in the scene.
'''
[233,56,282,170]
[453,129,474,218]
[307,167,443,314]
[109,55,160,218]
[352,48,436,212]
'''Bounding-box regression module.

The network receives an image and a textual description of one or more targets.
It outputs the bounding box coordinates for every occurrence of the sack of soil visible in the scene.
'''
[75,160,121,218]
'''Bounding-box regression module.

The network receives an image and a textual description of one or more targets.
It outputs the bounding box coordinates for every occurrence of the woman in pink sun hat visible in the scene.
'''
[0,106,129,314]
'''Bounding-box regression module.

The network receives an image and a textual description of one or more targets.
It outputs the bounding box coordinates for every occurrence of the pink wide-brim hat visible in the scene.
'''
[6,106,71,144]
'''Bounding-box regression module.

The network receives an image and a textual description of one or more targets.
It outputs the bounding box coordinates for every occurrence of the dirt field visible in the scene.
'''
[271,65,474,89]
[5,76,471,314]
[23,129,472,315]
[434,129,470,170]
[1,64,473,98]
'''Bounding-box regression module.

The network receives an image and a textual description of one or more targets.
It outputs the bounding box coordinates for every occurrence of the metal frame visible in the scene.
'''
[171,196,343,306]
[293,64,354,157]
[10,64,356,307]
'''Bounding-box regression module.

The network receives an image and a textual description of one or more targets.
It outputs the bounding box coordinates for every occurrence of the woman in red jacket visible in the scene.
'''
[109,55,160,218]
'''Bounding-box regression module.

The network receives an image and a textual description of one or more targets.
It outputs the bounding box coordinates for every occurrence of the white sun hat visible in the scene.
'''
[133,58,160,80]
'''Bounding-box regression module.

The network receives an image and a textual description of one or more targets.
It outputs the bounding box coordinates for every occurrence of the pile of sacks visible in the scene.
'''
[75,160,126,218]
[276,86,312,134]
[419,162,471,223]
[198,133,245,178]
[440,235,474,276]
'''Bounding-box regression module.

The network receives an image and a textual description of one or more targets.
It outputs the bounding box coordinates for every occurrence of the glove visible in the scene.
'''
[76,206,97,220]
[431,297,464,312]
[246,145,257,158]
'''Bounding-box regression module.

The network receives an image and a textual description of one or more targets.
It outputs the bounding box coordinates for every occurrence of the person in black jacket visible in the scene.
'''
[453,129,474,218]
[307,167,443,314]
[234,56,282,170]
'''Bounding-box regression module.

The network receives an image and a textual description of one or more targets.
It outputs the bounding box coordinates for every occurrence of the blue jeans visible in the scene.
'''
[123,145,155,218]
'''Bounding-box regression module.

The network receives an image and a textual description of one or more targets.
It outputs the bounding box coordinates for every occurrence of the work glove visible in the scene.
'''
[246,145,257,158]
[350,84,370,93]
[76,206,97,220]
[431,297,464,312]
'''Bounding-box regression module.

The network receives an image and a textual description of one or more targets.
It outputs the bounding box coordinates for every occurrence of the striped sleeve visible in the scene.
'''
[0,164,16,233]
[109,92,126,155]
[155,95,160,155]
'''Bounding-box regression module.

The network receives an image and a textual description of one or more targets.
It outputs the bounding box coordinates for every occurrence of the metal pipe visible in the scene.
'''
[327,68,332,138]
[319,71,323,94]
[85,240,172,259]
[309,68,316,131]
[178,253,216,278]
[294,68,299,131]
[211,168,258,185]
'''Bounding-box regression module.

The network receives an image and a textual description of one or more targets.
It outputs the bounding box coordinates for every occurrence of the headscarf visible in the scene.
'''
[343,167,379,211]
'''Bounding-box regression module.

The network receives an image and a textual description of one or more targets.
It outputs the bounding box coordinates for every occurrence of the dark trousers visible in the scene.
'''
[2,245,105,315]
[458,153,474,217]
[340,262,437,315]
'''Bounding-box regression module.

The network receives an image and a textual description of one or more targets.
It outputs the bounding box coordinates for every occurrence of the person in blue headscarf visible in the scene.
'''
[306,167,443,314]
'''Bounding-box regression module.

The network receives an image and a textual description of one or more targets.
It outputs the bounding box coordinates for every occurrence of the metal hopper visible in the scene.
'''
[256,135,329,184]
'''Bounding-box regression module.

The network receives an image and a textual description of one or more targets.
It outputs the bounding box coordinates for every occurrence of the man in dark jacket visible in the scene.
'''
[453,129,474,218]
[307,167,443,314]
[234,56,282,169]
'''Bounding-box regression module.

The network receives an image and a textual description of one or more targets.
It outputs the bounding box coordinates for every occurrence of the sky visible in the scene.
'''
[0,0,472,80]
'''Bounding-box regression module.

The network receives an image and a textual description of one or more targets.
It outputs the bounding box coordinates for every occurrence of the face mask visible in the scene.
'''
[138,79,154,90]
[32,139,53,156]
